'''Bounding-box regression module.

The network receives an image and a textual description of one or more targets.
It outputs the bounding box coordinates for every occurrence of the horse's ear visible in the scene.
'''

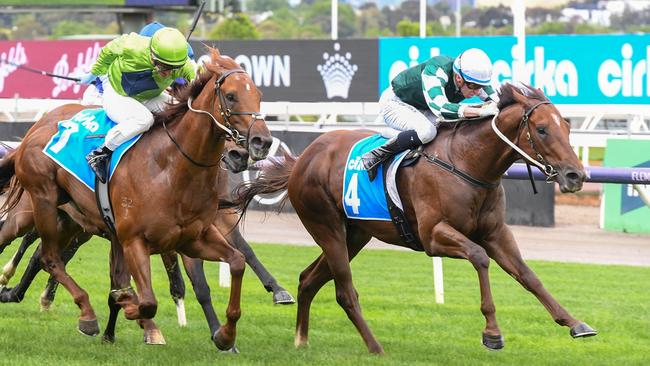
[511,86,528,105]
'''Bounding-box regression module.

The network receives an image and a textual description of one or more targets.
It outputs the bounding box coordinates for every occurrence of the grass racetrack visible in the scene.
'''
[0,237,648,365]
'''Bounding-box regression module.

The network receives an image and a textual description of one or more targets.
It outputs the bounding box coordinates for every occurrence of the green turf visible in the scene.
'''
[0,238,648,365]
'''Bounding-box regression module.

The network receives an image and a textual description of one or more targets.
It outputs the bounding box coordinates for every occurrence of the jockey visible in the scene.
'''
[362,48,500,181]
[78,27,195,183]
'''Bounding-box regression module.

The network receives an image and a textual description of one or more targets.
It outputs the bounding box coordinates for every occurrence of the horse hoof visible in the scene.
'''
[570,323,597,338]
[78,319,100,337]
[482,333,504,350]
[273,290,295,305]
[212,328,235,351]
[102,334,115,344]
[218,345,240,354]
[144,329,166,345]
[0,287,20,303]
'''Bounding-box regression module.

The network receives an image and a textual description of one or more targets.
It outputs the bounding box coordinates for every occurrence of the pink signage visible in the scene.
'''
[0,40,107,99]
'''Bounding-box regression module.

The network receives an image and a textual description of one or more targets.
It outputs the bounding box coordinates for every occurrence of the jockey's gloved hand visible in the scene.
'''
[478,101,499,117]
[77,73,97,85]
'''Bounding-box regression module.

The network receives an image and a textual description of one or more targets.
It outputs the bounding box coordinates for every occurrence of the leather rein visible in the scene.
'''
[163,68,265,168]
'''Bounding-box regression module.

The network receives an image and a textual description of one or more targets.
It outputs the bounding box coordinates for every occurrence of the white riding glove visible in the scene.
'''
[77,73,97,85]
[478,102,499,117]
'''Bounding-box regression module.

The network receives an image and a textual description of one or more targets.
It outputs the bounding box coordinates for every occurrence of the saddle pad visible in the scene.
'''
[342,134,406,221]
[43,108,140,192]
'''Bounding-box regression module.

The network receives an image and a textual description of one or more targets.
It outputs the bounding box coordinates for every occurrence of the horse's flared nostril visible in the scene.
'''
[228,150,248,165]
[250,136,272,151]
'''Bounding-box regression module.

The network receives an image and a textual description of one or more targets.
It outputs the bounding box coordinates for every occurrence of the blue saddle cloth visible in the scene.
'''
[343,134,405,221]
[42,108,140,192]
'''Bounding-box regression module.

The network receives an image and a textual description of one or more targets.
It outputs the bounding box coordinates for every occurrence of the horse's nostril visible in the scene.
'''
[566,171,583,183]
[250,136,271,150]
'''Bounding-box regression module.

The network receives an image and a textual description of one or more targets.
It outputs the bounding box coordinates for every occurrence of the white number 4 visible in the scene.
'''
[344,172,361,214]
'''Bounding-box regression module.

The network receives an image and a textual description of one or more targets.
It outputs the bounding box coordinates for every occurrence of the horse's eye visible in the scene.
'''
[226,93,236,102]
[536,127,547,136]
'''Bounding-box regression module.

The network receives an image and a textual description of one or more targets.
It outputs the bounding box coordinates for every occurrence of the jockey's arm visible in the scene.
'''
[90,34,128,76]
[479,84,500,103]
[421,67,466,120]
[178,59,197,83]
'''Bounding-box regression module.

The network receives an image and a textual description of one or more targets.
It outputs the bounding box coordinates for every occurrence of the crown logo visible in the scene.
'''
[317,43,358,99]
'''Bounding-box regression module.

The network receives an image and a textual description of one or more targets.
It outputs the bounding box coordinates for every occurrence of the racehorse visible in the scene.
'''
[0,48,272,351]
[0,141,293,346]
[235,83,597,353]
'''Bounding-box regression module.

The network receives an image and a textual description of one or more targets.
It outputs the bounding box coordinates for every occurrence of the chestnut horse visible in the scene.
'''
[235,84,597,353]
[0,48,272,350]
[0,141,293,346]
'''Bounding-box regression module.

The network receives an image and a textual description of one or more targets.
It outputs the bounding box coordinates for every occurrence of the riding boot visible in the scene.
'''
[86,146,113,184]
[361,130,422,182]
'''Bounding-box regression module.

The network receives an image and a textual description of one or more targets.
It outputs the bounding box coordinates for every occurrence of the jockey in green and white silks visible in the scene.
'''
[362,48,500,181]
[78,27,195,183]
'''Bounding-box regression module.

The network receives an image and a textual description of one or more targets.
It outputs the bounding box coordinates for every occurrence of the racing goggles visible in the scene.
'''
[154,59,183,72]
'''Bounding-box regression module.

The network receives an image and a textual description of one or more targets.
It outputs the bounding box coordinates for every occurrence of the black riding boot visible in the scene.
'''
[361,130,422,182]
[86,146,113,184]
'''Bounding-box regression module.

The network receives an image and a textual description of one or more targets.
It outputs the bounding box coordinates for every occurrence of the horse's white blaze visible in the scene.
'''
[246,82,251,92]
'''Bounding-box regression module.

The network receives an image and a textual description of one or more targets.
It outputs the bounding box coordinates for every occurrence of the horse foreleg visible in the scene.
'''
[160,252,187,326]
[180,225,244,351]
[180,255,221,336]
[482,224,597,338]
[226,226,295,305]
[120,237,157,320]
[427,221,502,350]
[0,230,39,287]
[32,195,98,336]
[0,238,41,303]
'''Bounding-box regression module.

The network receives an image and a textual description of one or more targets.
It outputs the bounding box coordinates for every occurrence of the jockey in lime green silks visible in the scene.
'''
[78,27,195,183]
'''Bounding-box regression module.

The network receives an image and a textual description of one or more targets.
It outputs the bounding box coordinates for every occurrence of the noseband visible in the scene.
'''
[491,101,559,181]
[167,68,265,168]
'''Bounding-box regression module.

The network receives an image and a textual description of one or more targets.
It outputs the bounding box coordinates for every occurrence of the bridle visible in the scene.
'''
[491,100,559,181]
[164,68,265,168]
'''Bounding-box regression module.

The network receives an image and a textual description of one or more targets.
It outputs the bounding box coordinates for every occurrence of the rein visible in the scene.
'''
[165,68,265,168]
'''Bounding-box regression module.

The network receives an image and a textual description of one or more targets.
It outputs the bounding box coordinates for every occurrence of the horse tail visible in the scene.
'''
[234,152,296,216]
[0,151,24,216]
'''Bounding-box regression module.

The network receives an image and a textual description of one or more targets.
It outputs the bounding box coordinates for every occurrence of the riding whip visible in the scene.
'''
[186,1,206,41]
[0,59,81,82]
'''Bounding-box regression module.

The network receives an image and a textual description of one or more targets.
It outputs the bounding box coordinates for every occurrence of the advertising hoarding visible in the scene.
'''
[191,39,379,102]
[602,139,650,233]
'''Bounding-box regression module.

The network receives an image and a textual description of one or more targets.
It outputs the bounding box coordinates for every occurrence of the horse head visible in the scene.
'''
[222,139,249,173]
[496,83,585,193]
[203,49,272,161]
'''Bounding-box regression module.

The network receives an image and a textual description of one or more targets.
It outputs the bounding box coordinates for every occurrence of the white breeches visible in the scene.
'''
[100,76,172,150]
[378,88,439,143]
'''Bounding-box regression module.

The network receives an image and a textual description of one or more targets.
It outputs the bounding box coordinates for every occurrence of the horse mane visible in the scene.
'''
[154,47,242,126]
[497,82,549,110]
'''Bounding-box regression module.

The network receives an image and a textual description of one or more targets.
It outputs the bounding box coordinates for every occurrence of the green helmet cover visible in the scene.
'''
[150,27,188,66]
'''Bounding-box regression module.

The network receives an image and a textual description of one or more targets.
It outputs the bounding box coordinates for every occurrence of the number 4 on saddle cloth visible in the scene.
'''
[43,108,141,192]
[344,134,422,250]
[343,134,410,221]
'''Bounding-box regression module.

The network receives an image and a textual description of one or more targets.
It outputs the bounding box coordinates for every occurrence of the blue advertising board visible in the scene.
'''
[379,34,650,104]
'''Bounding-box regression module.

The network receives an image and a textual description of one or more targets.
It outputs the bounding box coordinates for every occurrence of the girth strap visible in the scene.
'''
[382,156,423,252]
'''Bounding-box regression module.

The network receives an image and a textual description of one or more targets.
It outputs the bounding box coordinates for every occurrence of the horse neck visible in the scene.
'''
[433,106,523,184]
[166,82,227,172]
